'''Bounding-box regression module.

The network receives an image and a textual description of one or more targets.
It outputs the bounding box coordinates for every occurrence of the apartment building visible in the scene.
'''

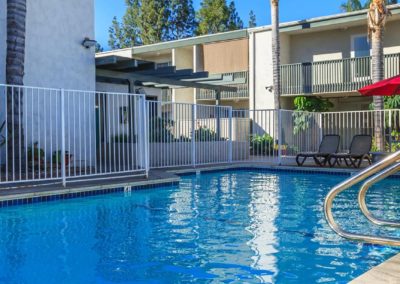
[96,29,250,110]
[97,5,400,112]
[250,4,400,111]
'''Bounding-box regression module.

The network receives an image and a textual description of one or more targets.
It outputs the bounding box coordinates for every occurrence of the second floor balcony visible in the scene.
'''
[197,71,249,100]
[280,53,400,96]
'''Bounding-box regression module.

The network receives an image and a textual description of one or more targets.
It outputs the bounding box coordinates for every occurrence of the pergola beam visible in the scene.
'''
[96,69,237,92]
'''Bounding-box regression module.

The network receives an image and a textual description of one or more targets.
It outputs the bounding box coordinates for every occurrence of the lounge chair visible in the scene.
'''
[328,134,372,168]
[296,135,341,167]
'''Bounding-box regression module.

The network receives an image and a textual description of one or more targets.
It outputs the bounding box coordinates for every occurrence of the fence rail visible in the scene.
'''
[0,84,148,185]
[281,53,400,95]
[1,83,399,187]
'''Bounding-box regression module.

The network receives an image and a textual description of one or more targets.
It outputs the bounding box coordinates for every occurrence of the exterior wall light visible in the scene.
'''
[82,38,97,49]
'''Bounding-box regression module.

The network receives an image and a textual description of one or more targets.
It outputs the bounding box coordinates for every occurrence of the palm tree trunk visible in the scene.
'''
[6,0,26,178]
[370,6,385,151]
[271,0,281,111]
[271,0,281,148]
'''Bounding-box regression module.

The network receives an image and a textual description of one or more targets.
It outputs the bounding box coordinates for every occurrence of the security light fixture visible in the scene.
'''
[82,38,97,49]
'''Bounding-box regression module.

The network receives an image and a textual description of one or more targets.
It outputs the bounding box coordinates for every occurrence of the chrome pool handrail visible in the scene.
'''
[358,162,400,227]
[324,151,400,246]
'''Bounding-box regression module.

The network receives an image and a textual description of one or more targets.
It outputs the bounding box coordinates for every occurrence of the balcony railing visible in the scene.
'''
[197,71,249,100]
[280,53,400,95]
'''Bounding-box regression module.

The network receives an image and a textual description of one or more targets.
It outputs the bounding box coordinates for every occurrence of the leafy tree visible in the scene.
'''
[248,10,257,28]
[340,0,397,12]
[108,16,125,49]
[121,0,141,46]
[340,0,363,12]
[95,43,104,53]
[227,1,243,30]
[293,97,333,135]
[196,0,230,35]
[169,0,197,40]
[294,96,333,112]
[140,0,170,44]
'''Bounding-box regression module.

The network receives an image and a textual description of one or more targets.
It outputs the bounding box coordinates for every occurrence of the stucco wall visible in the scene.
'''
[0,0,95,89]
[250,30,276,111]
[289,20,400,63]
[203,39,249,74]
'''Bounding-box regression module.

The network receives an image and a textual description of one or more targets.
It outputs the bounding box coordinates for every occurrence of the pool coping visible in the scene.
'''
[350,253,400,283]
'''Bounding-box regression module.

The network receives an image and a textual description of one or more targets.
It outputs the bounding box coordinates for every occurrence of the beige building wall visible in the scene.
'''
[289,20,400,63]
[203,39,249,74]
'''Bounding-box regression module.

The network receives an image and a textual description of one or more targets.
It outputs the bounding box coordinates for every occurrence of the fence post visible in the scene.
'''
[142,96,150,178]
[60,89,67,187]
[319,112,324,142]
[389,110,392,153]
[228,107,233,163]
[191,104,196,167]
[278,109,282,165]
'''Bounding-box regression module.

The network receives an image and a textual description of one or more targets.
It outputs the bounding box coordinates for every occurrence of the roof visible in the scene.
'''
[96,4,400,56]
[249,4,400,34]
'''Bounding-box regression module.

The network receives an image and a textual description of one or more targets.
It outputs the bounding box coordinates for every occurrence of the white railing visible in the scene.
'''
[0,84,148,186]
[147,101,234,168]
[1,83,399,187]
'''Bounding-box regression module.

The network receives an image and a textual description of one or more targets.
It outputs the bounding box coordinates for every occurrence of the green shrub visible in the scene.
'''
[250,134,274,156]
[195,126,226,142]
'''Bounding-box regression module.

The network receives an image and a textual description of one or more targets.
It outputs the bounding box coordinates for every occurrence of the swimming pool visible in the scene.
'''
[0,170,399,283]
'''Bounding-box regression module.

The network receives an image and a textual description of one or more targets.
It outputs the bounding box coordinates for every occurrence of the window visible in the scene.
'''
[351,35,371,78]
[156,62,172,69]
[352,35,370,58]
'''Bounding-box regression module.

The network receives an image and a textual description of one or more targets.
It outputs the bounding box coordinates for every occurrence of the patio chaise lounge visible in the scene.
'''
[296,135,341,167]
[328,134,372,168]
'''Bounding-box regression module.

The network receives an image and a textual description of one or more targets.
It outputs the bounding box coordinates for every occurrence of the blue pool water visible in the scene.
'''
[0,170,399,283]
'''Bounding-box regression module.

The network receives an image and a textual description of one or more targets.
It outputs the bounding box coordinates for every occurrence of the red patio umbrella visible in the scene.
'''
[359,75,400,96]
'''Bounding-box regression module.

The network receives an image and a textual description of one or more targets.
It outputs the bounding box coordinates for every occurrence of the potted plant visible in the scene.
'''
[28,142,45,166]
[52,151,73,166]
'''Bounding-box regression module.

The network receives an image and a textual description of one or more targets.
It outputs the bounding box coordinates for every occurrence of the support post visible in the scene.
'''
[191,104,196,167]
[228,107,233,163]
[60,89,67,187]
[278,109,282,165]
[141,95,150,178]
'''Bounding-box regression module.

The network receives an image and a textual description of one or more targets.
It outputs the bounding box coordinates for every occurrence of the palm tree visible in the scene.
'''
[271,0,281,144]
[271,0,281,111]
[368,0,390,151]
[6,0,27,175]
[340,0,362,12]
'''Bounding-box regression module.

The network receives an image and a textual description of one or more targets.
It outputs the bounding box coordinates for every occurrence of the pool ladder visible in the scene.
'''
[324,150,400,246]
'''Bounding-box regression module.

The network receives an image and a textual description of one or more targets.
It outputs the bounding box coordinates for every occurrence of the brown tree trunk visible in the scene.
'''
[6,0,26,178]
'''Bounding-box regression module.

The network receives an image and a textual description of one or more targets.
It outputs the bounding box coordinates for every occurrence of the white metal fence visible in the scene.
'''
[0,84,148,185]
[1,83,399,187]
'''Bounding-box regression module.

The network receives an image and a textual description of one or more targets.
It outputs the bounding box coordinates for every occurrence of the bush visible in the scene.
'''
[195,126,226,142]
[148,117,175,143]
[250,134,274,156]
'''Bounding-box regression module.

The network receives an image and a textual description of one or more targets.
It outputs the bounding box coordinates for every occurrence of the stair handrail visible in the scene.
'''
[324,151,400,246]
[358,162,400,227]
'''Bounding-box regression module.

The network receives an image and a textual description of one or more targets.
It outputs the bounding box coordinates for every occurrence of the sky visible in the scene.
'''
[95,0,350,49]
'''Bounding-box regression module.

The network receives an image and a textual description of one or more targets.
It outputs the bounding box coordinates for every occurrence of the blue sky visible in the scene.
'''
[95,0,349,49]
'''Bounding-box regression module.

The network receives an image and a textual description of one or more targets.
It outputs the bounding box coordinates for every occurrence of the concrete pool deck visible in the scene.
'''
[351,254,400,283]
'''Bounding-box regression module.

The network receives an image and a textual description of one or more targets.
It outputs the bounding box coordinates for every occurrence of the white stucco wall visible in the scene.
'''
[0,0,96,89]
[24,0,95,90]
[249,30,276,111]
